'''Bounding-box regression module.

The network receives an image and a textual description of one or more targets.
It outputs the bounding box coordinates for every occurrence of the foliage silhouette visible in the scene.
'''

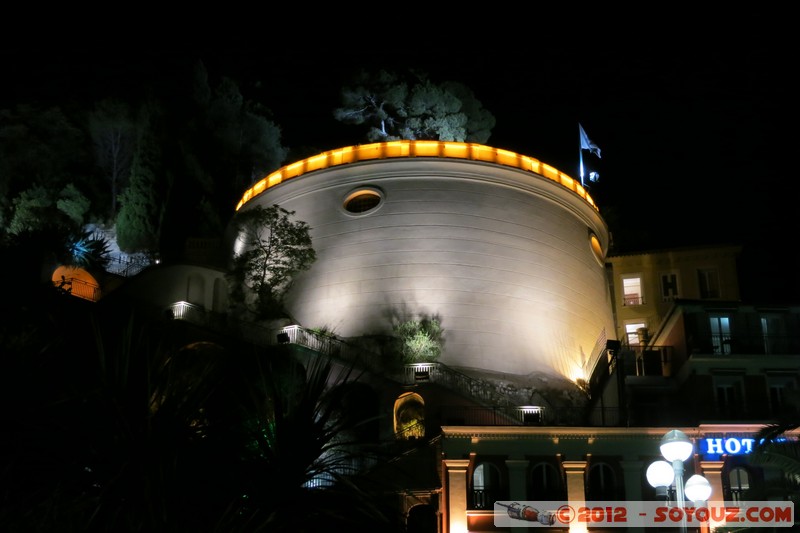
[0,290,403,532]
[89,98,135,219]
[227,204,316,321]
[751,390,800,479]
[334,69,495,143]
[115,102,168,256]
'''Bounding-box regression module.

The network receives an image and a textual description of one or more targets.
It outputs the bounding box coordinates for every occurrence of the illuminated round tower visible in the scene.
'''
[233,141,614,381]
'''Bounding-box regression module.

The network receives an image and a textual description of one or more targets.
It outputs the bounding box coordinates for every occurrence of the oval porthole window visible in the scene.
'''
[343,188,383,215]
[589,231,604,264]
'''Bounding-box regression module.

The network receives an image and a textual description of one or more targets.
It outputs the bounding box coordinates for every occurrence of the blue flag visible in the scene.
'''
[579,123,601,158]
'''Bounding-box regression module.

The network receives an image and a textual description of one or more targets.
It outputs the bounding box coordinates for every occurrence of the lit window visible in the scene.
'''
[625,321,647,346]
[709,315,732,354]
[761,314,786,355]
[622,275,643,306]
[589,232,604,264]
[343,188,383,214]
[473,462,502,510]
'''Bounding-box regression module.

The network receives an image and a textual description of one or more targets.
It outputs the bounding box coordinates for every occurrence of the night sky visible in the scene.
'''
[2,32,796,300]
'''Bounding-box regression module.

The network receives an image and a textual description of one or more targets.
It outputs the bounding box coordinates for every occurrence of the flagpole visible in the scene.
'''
[579,124,585,187]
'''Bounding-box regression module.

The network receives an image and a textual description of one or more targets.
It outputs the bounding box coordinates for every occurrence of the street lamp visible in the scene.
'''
[684,474,713,504]
[647,430,712,532]
[660,429,693,513]
[646,460,674,501]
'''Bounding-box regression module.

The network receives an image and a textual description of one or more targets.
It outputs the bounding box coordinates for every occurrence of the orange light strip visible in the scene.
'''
[235,140,598,212]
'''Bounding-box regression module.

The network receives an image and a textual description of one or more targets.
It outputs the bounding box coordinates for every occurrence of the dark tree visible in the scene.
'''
[751,391,800,477]
[115,103,167,255]
[442,80,496,143]
[227,204,316,320]
[333,70,408,141]
[170,62,288,243]
[333,69,495,143]
[89,98,135,219]
[0,104,91,233]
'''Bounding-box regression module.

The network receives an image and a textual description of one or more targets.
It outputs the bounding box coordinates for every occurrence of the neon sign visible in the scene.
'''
[700,437,755,455]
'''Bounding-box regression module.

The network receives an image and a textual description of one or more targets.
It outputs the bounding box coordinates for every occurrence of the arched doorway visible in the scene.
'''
[407,503,437,533]
[394,392,425,440]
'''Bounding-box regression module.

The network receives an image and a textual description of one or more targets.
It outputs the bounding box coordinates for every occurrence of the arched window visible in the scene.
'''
[212,277,228,313]
[587,462,618,501]
[473,462,503,509]
[530,462,566,501]
[729,466,750,503]
[186,273,205,306]
[394,392,425,440]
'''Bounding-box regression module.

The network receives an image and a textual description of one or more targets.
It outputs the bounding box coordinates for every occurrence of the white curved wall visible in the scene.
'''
[118,264,229,312]
[238,155,614,380]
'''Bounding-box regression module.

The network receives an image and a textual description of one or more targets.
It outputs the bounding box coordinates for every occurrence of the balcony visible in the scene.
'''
[691,334,800,356]
[54,276,101,302]
[439,404,596,427]
[622,295,644,306]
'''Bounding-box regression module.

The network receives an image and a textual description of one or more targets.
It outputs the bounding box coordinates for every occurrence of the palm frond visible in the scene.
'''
[749,440,800,475]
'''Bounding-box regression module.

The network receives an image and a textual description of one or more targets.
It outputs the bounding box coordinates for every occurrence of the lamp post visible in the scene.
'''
[647,430,712,533]
[646,459,674,502]
[685,474,713,504]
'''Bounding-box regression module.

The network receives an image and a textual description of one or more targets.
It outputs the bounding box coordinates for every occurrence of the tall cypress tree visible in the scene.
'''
[116,104,166,255]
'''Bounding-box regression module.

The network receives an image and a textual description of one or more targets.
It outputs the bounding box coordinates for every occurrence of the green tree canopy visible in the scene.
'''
[333,69,495,143]
[115,103,167,255]
[56,183,92,228]
[7,183,96,266]
[0,62,292,267]
[7,185,55,236]
[0,104,92,234]
[393,315,443,363]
